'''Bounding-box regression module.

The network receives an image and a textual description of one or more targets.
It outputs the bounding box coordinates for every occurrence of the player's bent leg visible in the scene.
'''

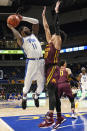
[68,96,77,119]
[22,60,37,109]
[22,83,32,110]
[35,78,44,95]
[65,85,77,118]
[75,89,86,109]
[36,59,45,95]
[33,65,45,107]
[33,81,44,107]
[39,83,56,128]
[48,83,56,111]
[79,88,86,102]
[22,78,32,109]
[53,92,66,130]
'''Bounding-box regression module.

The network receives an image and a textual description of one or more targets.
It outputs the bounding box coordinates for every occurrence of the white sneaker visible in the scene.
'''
[71,113,77,119]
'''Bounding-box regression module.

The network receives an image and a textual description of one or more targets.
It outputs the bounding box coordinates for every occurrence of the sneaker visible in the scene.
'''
[32,94,39,107]
[39,118,55,128]
[71,113,77,119]
[53,116,66,129]
[22,99,27,110]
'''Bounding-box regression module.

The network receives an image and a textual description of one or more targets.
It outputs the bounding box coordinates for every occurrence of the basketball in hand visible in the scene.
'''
[7,14,21,27]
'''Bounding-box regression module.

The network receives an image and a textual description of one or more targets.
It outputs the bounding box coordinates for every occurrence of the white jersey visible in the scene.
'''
[22,34,43,58]
[80,73,87,85]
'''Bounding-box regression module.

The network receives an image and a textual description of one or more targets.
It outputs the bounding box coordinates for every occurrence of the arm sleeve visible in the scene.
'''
[22,16,39,24]
[55,13,60,35]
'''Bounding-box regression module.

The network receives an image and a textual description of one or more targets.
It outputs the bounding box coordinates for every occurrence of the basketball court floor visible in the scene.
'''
[0,98,87,131]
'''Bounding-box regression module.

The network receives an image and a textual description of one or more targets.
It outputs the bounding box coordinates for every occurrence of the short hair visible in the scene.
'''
[81,67,86,71]
[59,60,66,67]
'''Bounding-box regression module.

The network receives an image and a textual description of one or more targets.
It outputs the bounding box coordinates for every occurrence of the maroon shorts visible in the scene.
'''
[58,82,73,98]
[45,65,59,86]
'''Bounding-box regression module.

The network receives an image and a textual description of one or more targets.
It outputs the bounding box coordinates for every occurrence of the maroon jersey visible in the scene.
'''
[57,68,73,98]
[58,68,68,84]
[44,42,60,85]
[44,42,60,65]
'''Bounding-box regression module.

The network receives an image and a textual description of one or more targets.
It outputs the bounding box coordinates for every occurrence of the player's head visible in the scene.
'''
[19,26,31,37]
[51,30,67,43]
[59,60,67,68]
[81,67,86,74]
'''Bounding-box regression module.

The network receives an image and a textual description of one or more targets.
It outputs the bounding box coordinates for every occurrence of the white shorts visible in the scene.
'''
[81,84,87,92]
[23,59,45,94]
[79,84,87,101]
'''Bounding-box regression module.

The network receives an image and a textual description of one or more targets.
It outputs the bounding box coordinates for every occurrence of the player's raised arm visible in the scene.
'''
[54,0,62,50]
[7,24,23,47]
[42,6,51,43]
[22,16,39,24]
[20,15,39,36]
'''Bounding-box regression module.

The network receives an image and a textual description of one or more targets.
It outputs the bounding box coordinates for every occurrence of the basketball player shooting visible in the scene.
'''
[7,15,45,110]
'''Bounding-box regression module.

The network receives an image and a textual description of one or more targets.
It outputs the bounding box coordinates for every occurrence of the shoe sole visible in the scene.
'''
[53,119,66,129]
[72,116,77,119]
[39,122,55,128]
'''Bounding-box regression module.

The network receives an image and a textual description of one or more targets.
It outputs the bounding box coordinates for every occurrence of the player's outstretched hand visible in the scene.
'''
[42,6,46,17]
[55,0,61,13]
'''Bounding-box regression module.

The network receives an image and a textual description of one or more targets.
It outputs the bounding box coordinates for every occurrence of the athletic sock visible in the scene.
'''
[23,96,27,100]
[34,93,40,99]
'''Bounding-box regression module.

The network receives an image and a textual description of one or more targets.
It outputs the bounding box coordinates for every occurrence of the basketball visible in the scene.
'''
[7,14,20,27]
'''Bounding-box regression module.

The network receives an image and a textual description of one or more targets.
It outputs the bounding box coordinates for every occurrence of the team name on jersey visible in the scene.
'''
[27,38,36,43]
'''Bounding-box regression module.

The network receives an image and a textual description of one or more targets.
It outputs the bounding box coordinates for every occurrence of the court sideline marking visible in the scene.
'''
[0,118,14,131]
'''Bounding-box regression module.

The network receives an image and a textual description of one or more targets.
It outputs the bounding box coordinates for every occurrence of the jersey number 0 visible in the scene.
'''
[60,71,63,76]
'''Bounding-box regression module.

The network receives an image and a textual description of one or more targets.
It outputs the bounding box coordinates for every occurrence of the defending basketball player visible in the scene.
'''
[75,67,87,108]
[7,15,45,109]
[39,1,66,129]
[57,60,78,120]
